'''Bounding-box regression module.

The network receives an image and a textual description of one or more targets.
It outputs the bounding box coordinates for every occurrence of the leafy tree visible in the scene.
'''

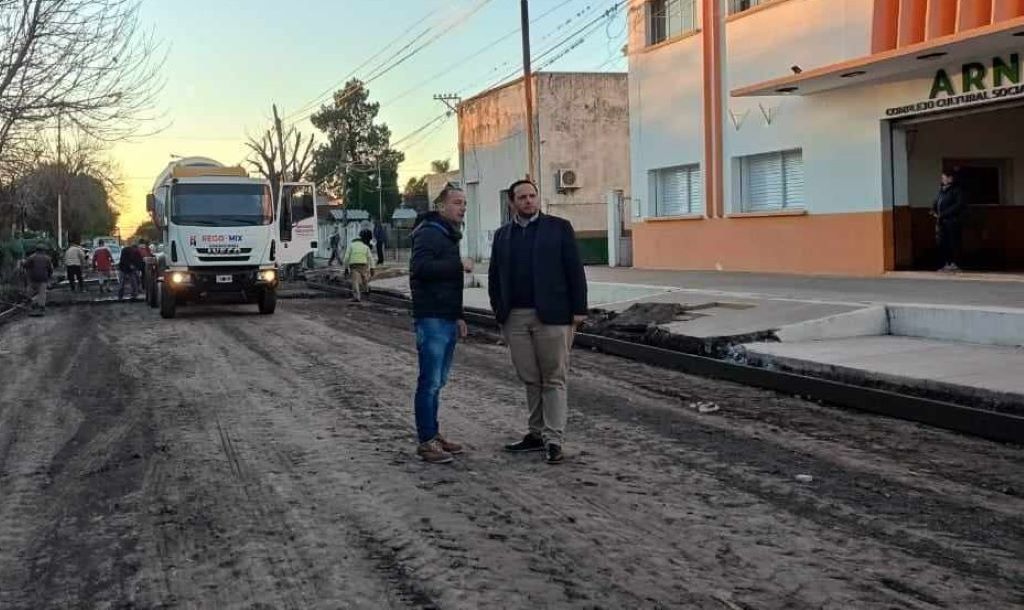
[403,176,428,200]
[430,159,451,174]
[130,220,160,244]
[13,164,117,241]
[310,79,404,221]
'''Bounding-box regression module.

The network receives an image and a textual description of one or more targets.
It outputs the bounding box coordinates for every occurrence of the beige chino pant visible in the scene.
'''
[502,308,574,445]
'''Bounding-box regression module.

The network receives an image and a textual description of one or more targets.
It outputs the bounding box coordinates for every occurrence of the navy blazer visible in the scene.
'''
[488,214,587,325]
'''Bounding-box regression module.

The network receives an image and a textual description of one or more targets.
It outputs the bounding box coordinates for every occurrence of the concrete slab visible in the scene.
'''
[743,336,1024,412]
[581,267,1024,309]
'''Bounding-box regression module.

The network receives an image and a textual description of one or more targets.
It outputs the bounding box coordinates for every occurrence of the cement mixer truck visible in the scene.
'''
[144,157,317,318]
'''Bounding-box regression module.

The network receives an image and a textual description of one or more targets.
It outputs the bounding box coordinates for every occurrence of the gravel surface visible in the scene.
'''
[0,296,1021,609]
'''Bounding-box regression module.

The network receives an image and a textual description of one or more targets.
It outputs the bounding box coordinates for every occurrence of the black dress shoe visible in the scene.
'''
[504,433,545,453]
[545,444,564,464]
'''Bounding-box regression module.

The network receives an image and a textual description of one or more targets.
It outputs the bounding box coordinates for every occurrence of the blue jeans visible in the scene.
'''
[414,318,458,444]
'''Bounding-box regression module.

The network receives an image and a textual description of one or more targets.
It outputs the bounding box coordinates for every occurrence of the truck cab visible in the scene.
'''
[145,157,316,318]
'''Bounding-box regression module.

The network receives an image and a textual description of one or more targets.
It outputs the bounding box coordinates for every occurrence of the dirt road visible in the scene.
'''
[0,296,1022,609]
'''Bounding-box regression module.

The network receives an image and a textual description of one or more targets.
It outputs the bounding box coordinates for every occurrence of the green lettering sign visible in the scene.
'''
[962,62,987,93]
[930,69,956,99]
[994,53,1021,87]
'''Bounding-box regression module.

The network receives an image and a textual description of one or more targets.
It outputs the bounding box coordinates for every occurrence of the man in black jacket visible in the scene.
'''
[488,179,587,464]
[409,183,472,464]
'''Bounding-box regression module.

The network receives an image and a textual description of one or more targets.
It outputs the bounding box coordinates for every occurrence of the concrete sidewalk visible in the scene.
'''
[372,266,1024,411]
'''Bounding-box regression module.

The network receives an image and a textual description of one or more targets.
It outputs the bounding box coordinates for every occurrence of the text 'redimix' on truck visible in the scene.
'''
[144,156,317,319]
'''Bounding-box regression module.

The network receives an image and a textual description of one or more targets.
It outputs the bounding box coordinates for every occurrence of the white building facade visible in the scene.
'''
[630,0,1024,274]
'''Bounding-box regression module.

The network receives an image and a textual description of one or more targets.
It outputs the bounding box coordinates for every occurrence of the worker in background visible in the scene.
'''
[117,242,143,301]
[373,220,388,266]
[92,240,114,293]
[23,244,53,315]
[328,227,342,266]
[64,239,88,293]
[343,229,375,302]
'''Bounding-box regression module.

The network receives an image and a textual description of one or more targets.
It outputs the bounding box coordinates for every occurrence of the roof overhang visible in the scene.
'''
[733,17,1024,97]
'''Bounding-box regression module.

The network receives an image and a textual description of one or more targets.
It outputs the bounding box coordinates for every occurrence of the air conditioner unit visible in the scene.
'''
[556,168,581,190]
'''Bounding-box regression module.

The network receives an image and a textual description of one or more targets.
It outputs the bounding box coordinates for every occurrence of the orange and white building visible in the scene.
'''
[628,0,1024,274]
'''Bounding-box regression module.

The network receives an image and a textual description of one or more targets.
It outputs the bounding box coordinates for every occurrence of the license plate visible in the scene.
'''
[216,275,233,284]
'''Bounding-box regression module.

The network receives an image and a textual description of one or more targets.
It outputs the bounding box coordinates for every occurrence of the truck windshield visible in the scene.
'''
[171,183,273,227]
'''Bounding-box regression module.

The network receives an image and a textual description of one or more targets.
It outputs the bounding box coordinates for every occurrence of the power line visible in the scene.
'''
[379,0,583,110]
[288,0,496,126]
[282,7,449,123]
[480,0,627,93]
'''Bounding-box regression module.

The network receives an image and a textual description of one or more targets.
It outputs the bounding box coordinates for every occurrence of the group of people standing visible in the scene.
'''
[409,179,587,466]
[19,238,152,315]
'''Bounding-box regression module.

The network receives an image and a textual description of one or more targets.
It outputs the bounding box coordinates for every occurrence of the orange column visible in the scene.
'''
[702,0,724,218]
[993,0,1024,21]
[926,0,958,38]
[898,0,928,46]
[872,0,901,52]
[958,0,994,30]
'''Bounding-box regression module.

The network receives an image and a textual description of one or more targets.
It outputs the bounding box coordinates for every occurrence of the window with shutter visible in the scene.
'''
[651,164,703,217]
[740,150,804,211]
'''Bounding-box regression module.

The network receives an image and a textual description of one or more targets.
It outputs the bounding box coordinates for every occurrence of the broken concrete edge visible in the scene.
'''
[741,348,1024,417]
[303,280,1024,441]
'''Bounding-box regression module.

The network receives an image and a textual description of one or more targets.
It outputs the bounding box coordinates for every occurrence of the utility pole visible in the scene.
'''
[377,157,383,223]
[520,0,536,181]
[433,92,464,189]
[56,110,63,249]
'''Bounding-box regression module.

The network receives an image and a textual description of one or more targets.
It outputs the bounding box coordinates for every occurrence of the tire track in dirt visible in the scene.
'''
[2,298,1023,608]
[269,298,1024,608]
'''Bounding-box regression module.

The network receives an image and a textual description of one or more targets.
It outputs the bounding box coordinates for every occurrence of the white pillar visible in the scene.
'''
[607,190,621,268]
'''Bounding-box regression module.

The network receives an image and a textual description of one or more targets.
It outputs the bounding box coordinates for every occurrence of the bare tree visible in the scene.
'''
[0,0,163,163]
[246,104,316,200]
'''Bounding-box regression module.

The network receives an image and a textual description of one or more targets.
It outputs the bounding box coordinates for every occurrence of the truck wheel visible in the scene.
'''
[159,282,176,319]
[258,288,277,315]
[146,274,158,308]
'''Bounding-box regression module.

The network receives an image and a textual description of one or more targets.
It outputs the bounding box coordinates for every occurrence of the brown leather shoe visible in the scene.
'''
[417,440,453,464]
[436,433,463,455]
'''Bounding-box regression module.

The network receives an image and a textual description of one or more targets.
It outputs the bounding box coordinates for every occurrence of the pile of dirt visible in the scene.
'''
[585,302,697,334]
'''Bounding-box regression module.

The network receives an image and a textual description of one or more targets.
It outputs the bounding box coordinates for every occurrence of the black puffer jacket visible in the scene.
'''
[409,212,464,320]
[933,184,966,225]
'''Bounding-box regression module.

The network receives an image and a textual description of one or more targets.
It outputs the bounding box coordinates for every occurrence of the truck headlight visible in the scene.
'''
[170,272,187,284]
[258,269,276,282]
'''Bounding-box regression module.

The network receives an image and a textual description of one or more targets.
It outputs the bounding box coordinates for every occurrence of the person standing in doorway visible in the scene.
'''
[92,240,114,293]
[373,220,388,266]
[117,242,142,300]
[489,179,587,465]
[933,169,966,272]
[328,227,342,266]
[409,184,471,464]
[64,240,87,292]
[23,244,53,315]
[343,229,375,301]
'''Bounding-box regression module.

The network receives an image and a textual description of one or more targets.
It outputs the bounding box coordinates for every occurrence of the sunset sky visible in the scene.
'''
[112,0,627,236]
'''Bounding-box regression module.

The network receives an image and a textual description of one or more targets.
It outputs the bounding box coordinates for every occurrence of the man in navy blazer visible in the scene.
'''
[488,179,587,464]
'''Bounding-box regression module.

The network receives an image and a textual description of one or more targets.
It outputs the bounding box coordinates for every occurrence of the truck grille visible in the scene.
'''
[197,256,250,262]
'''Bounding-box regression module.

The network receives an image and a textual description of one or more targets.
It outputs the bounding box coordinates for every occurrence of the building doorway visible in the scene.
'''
[890,101,1024,271]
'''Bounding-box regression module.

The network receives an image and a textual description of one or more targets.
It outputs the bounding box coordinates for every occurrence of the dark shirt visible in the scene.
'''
[508,220,538,308]
[24,253,53,283]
